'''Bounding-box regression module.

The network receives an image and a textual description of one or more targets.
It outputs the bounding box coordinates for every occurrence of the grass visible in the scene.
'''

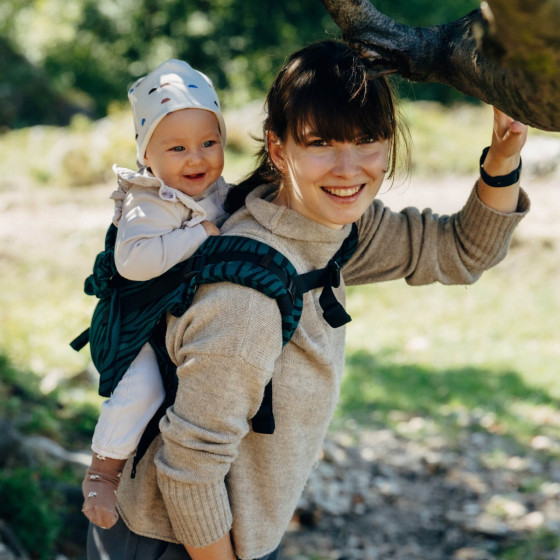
[0,102,260,192]
[338,235,560,440]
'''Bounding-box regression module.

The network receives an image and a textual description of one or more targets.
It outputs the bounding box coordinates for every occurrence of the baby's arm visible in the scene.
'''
[115,187,219,281]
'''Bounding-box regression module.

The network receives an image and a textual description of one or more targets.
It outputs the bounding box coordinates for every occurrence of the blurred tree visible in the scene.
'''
[0,0,480,127]
[33,0,339,119]
[369,0,480,104]
[0,37,78,128]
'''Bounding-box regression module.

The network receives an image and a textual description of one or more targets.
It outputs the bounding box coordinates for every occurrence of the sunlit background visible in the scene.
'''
[1,1,559,559]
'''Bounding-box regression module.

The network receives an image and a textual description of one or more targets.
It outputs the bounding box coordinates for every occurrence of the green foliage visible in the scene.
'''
[0,468,62,559]
[0,37,76,129]
[4,0,337,120]
[0,354,98,448]
[0,0,481,126]
[498,531,560,559]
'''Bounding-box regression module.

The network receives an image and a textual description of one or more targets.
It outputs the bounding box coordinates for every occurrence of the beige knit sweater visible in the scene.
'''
[117,183,529,559]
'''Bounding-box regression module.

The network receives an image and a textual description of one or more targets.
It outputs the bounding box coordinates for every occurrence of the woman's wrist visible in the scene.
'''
[185,533,236,560]
[477,146,522,213]
[479,146,522,187]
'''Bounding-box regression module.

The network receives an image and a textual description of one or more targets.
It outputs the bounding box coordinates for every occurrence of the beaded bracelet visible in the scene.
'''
[479,146,522,187]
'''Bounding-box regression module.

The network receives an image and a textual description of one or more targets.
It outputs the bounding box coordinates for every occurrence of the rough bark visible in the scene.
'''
[320,0,560,131]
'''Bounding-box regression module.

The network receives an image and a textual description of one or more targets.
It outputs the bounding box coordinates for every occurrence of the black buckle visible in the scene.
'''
[182,254,206,282]
[286,279,297,304]
[327,260,341,289]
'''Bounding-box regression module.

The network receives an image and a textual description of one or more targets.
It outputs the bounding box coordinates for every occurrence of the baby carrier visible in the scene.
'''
[71,222,359,475]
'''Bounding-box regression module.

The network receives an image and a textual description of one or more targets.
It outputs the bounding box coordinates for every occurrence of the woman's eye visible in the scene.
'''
[358,136,376,145]
[308,139,329,147]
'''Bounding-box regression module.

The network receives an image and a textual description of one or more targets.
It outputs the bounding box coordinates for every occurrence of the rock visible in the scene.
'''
[453,548,496,560]
[22,436,90,470]
[284,422,560,560]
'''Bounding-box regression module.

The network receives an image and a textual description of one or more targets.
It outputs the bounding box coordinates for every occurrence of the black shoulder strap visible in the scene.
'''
[175,224,359,436]
[291,222,359,328]
[251,223,359,434]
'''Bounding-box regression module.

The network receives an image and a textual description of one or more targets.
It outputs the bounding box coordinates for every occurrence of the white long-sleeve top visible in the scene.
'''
[110,165,230,281]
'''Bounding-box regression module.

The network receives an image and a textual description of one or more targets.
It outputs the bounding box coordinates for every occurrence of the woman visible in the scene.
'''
[89,40,528,560]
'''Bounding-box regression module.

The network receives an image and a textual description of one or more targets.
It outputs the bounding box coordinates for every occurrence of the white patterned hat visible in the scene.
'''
[128,59,226,165]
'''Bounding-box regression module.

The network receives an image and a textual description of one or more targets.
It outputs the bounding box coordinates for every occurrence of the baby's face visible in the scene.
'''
[145,108,224,197]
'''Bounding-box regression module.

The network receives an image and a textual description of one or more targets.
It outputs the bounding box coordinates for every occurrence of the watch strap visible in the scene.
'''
[479,146,522,188]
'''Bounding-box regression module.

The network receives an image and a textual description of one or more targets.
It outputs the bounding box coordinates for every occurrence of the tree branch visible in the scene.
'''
[320,0,560,131]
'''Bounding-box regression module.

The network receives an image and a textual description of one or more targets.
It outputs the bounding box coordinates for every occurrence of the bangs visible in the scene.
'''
[283,62,396,145]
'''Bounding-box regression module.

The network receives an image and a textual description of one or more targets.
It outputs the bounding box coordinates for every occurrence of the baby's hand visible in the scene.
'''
[201,220,220,237]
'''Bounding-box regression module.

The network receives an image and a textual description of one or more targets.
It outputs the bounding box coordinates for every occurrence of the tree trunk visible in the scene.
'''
[319,0,560,131]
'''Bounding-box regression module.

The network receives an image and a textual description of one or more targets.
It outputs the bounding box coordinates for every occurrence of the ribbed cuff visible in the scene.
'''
[157,473,233,547]
[458,185,529,268]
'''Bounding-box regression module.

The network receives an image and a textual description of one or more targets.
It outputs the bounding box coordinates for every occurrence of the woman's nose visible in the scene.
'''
[331,146,359,176]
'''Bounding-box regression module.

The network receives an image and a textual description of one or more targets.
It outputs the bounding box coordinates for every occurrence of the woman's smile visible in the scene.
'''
[321,184,365,200]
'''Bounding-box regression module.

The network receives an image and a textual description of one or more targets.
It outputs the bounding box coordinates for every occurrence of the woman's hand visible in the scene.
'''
[185,533,236,560]
[477,107,528,213]
[485,107,528,173]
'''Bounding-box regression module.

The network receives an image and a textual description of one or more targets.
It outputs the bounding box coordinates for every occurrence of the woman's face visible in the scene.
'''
[270,129,390,229]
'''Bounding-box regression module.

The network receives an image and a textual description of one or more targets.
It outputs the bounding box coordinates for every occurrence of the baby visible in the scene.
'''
[82,58,230,529]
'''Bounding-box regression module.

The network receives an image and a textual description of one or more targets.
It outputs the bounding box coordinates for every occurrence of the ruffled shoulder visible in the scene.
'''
[159,185,207,225]
[110,165,163,225]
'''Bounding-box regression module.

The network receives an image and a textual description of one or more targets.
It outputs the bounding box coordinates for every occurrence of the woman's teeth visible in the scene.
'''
[323,185,362,197]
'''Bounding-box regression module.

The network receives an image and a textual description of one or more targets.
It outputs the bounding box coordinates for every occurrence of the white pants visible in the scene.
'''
[91,343,165,460]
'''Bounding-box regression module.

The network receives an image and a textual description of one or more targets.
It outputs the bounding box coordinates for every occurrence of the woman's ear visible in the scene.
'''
[267,131,286,171]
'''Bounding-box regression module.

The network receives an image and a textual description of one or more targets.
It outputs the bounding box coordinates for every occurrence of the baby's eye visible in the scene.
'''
[202,140,217,148]
[171,146,185,152]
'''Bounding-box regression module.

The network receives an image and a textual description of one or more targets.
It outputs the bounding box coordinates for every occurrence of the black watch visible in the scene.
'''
[479,146,522,188]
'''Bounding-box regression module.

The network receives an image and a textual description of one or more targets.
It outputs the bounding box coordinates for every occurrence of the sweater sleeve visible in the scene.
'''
[155,282,283,547]
[343,184,530,287]
[114,186,208,281]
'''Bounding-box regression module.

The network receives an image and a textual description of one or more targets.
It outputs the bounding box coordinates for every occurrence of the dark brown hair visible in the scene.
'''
[226,40,409,213]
